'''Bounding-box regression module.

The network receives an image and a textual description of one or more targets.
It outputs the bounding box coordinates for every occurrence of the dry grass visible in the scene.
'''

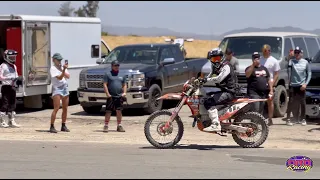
[102,35,220,58]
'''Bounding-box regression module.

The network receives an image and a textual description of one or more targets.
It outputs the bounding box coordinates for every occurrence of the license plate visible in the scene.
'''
[306,105,320,117]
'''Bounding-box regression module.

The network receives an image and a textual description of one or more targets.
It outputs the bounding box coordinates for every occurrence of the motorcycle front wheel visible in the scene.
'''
[144,110,184,149]
[232,111,269,148]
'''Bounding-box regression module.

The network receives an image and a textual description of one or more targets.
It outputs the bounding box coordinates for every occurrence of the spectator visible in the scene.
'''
[49,53,70,133]
[0,49,22,128]
[225,48,239,74]
[287,47,311,126]
[102,60,127,133]
[284,49,296,121]
[245,52,273,118]
[259,44,281,126]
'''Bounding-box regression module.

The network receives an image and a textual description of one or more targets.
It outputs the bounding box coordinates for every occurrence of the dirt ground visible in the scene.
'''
[1,105,320,150]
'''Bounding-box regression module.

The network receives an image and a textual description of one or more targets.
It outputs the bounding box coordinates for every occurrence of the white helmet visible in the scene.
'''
[3,49,18,65]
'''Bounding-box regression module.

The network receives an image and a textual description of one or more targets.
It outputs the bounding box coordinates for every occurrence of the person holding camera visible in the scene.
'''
[102,60,127,133]
[245,52,273,123]
[0,49,22,128]
[49,53,70,133]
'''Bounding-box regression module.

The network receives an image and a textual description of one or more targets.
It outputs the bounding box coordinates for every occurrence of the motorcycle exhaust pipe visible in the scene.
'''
[222,124,248,133]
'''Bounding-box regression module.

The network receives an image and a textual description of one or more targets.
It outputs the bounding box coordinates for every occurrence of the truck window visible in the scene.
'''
[102,46,158,65]
[304,37,320,57]
[292,37,309,57]
[218,38,229,53]
[312,50,320,63]
[91,44,100,58]
[284,38,293,56]
[220,36,282,59]
[101,41,109,56]
[160,48,174,62]
[170,45,183,62]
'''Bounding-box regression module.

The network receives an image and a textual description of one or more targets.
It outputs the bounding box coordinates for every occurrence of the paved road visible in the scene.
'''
[1,140,319,179]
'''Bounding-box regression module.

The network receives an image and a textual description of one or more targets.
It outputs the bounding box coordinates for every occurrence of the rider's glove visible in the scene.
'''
[202,77,207,83]
[16,76,23,86]
[198,78,207,83]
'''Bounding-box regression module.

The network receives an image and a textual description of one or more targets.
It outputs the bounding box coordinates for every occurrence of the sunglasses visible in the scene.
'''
[294,51,301,54]
[113,64,120,67]
[263,49,271,53]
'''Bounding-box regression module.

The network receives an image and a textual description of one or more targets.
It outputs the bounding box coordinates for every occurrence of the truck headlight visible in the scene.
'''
[131,80,145,87]
[132,73,145,80]
[79,73,86,88]
[131,73,145,87]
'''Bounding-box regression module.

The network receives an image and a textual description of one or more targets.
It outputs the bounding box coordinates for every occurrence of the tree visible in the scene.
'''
[74,7,86,17]
[58,1,75,17]
[73,1,100,18]
[83,1,100,17]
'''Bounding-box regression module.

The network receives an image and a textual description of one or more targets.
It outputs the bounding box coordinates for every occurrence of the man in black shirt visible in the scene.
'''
[245,52,273,122]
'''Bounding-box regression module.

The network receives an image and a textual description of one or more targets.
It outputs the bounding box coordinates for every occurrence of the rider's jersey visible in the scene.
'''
[206,61,236,92]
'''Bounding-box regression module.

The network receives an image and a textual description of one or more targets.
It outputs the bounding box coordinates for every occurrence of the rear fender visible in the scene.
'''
[157,93,182,100]
[230,99,268,119]
[233,98,268,103]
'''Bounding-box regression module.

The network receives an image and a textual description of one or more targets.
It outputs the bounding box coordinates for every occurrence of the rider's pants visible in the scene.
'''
[204,92,234,110]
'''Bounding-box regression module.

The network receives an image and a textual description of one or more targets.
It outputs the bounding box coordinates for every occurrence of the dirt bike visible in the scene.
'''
[144,77,269,149]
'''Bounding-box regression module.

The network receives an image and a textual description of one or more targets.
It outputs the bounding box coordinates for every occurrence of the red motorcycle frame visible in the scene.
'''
[158,92,267,133]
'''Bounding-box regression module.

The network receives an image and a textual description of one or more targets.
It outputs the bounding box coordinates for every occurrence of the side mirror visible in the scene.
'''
[96,58,103,64]
[161,58,175,66]
[101,53,107,59]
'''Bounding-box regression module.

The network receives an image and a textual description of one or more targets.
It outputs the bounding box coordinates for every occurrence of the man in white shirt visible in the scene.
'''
[259,44,281,126]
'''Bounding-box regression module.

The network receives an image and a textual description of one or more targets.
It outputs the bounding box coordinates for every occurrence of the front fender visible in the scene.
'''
[157,93,182,100]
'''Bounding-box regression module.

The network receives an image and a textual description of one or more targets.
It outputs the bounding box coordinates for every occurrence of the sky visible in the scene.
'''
[1,1,320,35]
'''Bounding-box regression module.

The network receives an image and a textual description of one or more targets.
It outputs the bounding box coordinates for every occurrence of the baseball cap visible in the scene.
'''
[225,48,233,55]
[252,52,260,59]
[294,46,303,54]
[111,60,120,66]
[52,53,63,60]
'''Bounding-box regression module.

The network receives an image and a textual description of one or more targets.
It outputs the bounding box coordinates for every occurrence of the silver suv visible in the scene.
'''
[201,32,320,117]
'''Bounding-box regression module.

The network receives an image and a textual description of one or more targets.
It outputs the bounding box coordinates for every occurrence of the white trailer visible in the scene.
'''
[0,14,111,108]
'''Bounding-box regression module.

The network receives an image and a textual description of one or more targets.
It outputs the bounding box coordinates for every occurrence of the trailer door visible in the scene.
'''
[25,22,50,86]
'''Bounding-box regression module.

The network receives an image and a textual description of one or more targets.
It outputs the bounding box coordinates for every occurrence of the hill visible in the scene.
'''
[103,25,320,40]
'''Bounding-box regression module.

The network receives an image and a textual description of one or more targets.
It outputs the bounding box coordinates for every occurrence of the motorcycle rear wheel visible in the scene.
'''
[144,110,184,149]
[232,112,269,148]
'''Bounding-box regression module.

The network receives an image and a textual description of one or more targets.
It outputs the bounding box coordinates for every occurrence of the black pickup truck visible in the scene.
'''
[77,44,208,114]
[305,51,320,119]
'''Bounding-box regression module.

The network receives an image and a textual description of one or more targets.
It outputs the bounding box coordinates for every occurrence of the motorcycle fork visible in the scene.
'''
[164,96,188,129]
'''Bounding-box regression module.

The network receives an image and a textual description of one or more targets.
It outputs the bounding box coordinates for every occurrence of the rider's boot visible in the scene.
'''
[203,107,221,132]
[8,111,20,128]
[0,112,9,128]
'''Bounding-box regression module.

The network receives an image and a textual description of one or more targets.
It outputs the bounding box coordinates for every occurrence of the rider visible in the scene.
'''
[202,48,237,132]
[0,49,22,128]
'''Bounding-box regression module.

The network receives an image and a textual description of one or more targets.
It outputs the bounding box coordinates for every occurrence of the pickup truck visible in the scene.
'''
[77,44,208,114]
[305,50,320,120]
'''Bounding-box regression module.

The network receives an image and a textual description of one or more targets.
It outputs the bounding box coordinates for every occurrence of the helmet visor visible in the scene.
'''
[8,55,16,62]
[210,56,221,63]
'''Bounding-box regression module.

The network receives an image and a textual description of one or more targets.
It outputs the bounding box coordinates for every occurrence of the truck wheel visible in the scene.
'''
[145,84,163,114]
[82,105,102,114]
[273,85,288,117]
